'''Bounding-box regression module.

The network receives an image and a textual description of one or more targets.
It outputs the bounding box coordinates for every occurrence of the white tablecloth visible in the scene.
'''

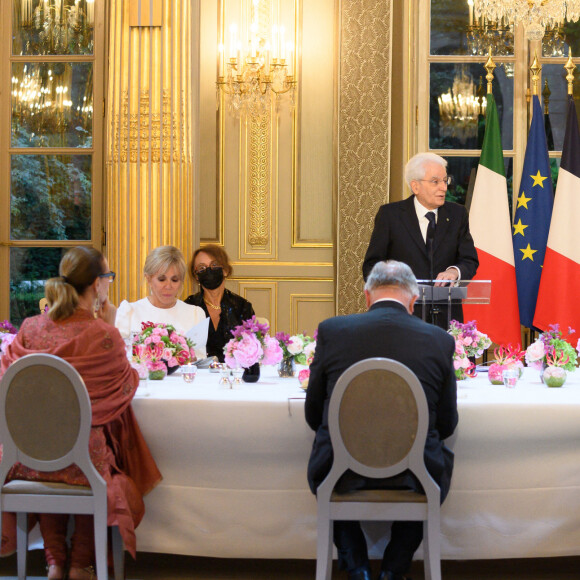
[132,366,580,560]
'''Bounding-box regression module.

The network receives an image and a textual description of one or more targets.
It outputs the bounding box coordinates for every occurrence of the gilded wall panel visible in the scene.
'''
[237,282,277,329]
[336,0,393,315]
[106,0,194,304]
[291,294,335,336]
[198,0,335,336]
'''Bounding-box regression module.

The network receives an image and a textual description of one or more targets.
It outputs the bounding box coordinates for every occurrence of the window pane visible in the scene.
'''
[430,63,514,150]
[10,247,66,327]
[431,0,514,57]
[444,156,513,210]
[11,154,91,240]
[542,64,574,151]
[12,62,93,148]
[541,21,580,58]
[12,0,94,56]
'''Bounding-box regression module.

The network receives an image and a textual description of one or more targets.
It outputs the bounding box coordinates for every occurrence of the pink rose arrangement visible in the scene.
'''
[448,320,491,380]
[275,332,316,365]
[132,321,196,380]
[224,316,283,369]
[525,324,577,372]
[488,344,524,385]
[0,320,18,356]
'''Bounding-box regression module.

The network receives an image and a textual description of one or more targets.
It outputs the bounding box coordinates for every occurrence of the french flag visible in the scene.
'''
[534,97,580,333]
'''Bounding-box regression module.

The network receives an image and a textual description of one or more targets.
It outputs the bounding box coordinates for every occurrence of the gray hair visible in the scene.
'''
[404,152,447,188]
[364,260,419,297]
[143,245,186,280]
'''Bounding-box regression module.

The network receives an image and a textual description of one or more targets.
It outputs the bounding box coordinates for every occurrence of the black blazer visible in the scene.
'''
[362,196,478,282]
[305,300,458,500]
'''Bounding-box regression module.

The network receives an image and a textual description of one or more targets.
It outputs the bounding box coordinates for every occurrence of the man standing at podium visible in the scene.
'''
[362,152,478,328]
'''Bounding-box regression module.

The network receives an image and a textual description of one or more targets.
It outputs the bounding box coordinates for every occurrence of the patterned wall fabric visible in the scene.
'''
[337,0,393,315]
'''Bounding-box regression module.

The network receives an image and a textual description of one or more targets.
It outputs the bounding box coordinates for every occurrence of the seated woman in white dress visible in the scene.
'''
[116,245,207,359]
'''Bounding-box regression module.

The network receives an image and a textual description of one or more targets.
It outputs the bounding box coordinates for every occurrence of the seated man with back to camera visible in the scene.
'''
[305,260,458,580]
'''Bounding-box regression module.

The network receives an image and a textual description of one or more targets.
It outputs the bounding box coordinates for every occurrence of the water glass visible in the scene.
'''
[181,364,197,383]
[503,368,518,388]
[219,364,232,387]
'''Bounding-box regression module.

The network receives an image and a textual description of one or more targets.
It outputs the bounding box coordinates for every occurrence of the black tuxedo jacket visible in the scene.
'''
[305,300,458,500]
[362,196,479,325]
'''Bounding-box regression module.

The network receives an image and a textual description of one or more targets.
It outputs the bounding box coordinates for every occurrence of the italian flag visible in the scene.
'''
[464,93,521,345]
[533,97,580,333]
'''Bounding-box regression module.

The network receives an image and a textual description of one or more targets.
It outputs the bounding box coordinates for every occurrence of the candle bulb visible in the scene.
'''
[280,26,285,61]
[230,24,238,60]
[272,25,278,60]
[265,42,271,75]
[287,42,294,77]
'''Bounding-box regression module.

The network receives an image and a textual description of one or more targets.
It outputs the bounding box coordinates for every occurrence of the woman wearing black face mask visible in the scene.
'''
[184,245,255,362]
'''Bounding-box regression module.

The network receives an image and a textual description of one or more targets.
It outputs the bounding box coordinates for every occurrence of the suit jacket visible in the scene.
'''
[305,300,458,500]
[362,197,479,325]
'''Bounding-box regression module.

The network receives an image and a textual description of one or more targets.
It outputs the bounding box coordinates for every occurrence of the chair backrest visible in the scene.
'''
[0,353,94,479]
[326,357,431,487]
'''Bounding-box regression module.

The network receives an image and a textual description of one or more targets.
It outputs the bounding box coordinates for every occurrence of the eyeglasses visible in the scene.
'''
[418,176,453,188]
[194,262,222,275]
[98,271,116,283]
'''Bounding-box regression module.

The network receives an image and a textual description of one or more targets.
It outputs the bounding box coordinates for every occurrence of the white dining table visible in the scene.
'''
[131,365,580,561]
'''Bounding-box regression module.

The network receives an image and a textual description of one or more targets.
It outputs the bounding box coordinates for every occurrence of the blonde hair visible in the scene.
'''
[45,246,105,322]
[143,245,186,280]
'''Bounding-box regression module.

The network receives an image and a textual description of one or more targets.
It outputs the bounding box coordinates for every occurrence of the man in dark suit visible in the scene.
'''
[305,260,458,580]
[362,152,478,328]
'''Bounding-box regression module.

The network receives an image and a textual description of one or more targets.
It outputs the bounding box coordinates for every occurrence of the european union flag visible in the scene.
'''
[513,95,554,328]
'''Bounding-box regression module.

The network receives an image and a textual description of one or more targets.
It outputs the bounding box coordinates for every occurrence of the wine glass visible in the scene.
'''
[231,367,244,386]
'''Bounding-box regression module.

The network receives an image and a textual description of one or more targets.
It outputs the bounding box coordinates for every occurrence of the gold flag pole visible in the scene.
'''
[530,51,541,96]
[484,47,496,94]
[564,50,576,96]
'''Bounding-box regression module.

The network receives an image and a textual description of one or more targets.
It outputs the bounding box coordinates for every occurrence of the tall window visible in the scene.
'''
[0,0,104,325]
[417,0,580,209]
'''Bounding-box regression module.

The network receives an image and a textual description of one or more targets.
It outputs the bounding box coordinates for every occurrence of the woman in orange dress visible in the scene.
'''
[0,246,161,580]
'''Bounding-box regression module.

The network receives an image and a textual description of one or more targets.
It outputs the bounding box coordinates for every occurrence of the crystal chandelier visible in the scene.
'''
[437,70,486,144]
[17,0,95,55]
[217,0,297,118]
[11,64,93,138]
[469,0,580,40]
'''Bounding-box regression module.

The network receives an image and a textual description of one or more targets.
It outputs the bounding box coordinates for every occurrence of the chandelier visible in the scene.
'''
[17,0,95,55]
[469,0,580,40]
[217,0,297,118]
[437,70,486,144]
[11,63,93,142]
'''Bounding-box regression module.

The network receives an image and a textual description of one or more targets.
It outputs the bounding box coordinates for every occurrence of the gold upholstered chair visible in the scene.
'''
[0,353,124,580]
[315,357,441,580]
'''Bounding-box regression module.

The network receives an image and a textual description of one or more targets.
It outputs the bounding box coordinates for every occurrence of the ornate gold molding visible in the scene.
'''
[248,112,270,247]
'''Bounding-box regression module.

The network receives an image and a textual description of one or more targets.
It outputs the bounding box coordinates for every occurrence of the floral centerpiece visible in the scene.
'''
[526,324,577,386]
[0,320,18,356]
[448,320,491,380]
[488,344,524,385]
[275,332,316,377]
[132,321,196,380]
[224,316,283,381]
